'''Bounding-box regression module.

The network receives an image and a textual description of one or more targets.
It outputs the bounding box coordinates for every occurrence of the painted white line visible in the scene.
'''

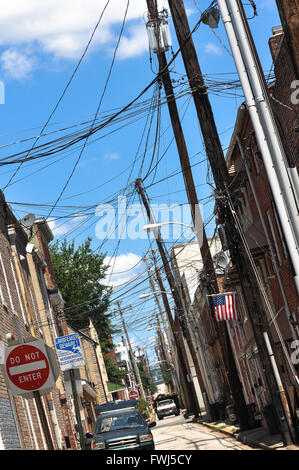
[9,360,47,375]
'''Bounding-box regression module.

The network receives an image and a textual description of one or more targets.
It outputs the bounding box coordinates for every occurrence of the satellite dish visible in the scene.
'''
[213,251,229,270]
[19,213,35,229]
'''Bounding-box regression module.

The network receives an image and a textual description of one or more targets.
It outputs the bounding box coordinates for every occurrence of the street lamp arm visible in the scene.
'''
[140,291,172,299]
[143,222,194,232]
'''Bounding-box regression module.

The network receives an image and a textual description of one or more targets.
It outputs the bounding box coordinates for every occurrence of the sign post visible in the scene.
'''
[55,334,86,450]
[5,340,56,449]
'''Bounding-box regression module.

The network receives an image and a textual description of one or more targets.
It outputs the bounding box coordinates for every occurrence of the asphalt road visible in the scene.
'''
[151,414,251,451]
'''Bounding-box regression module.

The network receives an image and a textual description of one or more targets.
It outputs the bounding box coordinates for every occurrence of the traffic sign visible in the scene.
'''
[55,333,85,371]
[5,340,55,396]
[128,389,138,400]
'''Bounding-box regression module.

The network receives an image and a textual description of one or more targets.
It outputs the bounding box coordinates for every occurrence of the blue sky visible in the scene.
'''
[0,0,281,361]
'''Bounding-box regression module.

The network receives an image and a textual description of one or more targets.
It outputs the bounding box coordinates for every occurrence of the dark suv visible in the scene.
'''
[86,400,156,450]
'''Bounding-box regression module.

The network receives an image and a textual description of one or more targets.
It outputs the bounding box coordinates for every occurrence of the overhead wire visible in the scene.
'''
[43,0,131,223]
[2,0,112,190]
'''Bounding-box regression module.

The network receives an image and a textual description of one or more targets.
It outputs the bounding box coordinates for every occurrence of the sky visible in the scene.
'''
[0,0,281,363]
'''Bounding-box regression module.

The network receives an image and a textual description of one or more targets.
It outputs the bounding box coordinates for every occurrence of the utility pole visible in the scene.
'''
[116,301,146,400]
[148,249,176,363]
[145,0,250,429]
[167,0,294,444]
[149,248,184,400]
[144,255,175,391]
[136,177,203,416]
[144,255,172,366]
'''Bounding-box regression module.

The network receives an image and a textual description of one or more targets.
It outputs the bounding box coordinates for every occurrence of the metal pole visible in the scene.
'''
[69,368,85,450]
[33,391,54,450]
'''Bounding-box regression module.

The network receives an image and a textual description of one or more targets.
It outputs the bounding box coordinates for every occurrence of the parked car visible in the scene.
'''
[86,400,156,450]
[156,398,179,420]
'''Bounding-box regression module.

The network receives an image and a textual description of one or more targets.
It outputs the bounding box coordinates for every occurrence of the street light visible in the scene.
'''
[143,219,203,248]
[139,291,171,300]
[143,222,194,232]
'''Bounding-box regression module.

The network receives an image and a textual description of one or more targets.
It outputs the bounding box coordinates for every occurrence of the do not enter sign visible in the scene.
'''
[128,390,138,400]
[5,340,55,396]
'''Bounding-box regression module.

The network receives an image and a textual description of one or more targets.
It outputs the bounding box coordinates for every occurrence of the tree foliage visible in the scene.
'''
[137,361,157,396]
[104,355,128,383]
[49,237,115,347]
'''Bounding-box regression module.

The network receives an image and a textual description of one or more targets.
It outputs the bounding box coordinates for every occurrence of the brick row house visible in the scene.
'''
[221,24,299,435]
[0,193,109,449]
[168,23,299,439]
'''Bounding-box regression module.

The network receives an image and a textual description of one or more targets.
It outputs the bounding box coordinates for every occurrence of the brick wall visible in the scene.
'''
[0,397,22,449]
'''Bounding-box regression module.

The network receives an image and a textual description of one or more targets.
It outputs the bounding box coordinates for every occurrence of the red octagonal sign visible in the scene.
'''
[6,343,50,392]
[128,390,138,400]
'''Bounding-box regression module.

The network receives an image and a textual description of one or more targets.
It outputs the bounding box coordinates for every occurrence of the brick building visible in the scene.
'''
[0,194,72,449]
[171,238,231,419]
[221,24,299,435]
[0,195,110,449]
[169,22,299,437]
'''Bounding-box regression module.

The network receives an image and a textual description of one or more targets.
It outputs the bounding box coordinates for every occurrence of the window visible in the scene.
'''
[96,411,144,433]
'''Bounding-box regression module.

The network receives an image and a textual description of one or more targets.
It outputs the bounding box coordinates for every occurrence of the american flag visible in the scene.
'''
[211,292,238,322]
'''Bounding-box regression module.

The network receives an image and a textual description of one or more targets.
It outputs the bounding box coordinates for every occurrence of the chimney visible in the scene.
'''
[269,24,284,62]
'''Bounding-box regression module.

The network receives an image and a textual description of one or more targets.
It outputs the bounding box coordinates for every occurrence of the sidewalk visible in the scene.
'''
[194,413,299,450]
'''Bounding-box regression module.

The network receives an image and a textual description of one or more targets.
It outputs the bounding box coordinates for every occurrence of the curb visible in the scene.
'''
[195,420,273,450]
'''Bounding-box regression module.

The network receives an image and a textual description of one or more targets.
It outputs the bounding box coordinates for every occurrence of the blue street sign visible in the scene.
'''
[54,334,85,371]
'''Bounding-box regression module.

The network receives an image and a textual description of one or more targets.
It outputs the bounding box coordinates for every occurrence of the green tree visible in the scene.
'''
[104,355,128,383]
[137,361,157,396]
[49,237,115,348]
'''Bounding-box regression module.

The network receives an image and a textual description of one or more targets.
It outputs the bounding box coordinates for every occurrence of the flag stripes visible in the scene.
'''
[211,292,238,321]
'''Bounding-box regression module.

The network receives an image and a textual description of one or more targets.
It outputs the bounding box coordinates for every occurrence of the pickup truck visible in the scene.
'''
[86,400,156,450]
[156,398,179,420]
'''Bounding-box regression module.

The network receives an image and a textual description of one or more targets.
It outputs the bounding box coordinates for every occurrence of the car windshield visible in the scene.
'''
[96,411,145,434]
[157,400,174,407]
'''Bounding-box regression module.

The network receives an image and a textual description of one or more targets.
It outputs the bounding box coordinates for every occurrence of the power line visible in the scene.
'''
[2,0,112,190]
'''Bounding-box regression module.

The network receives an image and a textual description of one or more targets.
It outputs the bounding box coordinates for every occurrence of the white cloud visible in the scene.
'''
[0,1,149,61]
[1,49,34,80]
[104,252,142,287]
[103,152,119,161]
[204,42,222,56]
[48,213,87,237]
[0,1,173,78]
[116,23,149,60]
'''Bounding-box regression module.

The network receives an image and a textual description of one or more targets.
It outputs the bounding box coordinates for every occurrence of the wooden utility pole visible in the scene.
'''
[149,248,184,400]
[144,256,172,365]
[145,0,250,429]
[144,255,177,393]
[116,301,146,399]
[167,0,294,444]
[136,178,200,414]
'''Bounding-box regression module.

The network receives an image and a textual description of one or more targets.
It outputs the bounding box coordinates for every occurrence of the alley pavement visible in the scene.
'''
[151,414,252,450]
